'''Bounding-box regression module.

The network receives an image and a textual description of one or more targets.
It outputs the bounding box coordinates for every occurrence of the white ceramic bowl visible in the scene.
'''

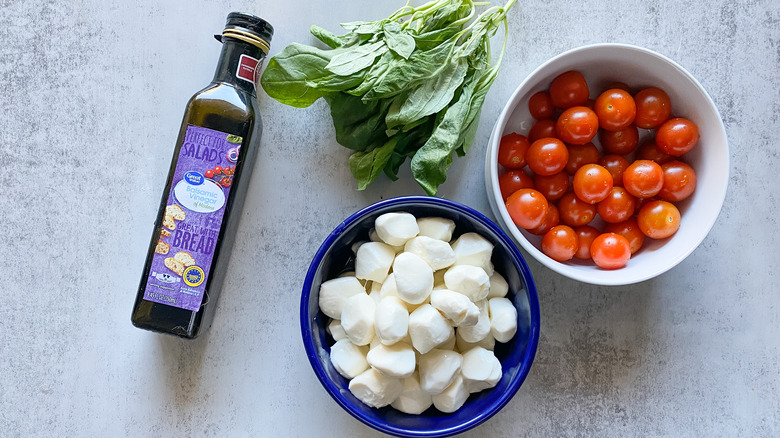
[485,43,729,286]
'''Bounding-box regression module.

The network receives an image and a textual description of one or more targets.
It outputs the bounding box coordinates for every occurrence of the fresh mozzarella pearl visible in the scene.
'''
[487,272,509,298]
[348,368,403,408]
[366,342,416,378]
[341,293,376,346]
[330,339,369,379]
[375,212,419,246]
[430,289,480,327]
[393,252,434,305]
[355,242,395,283]
[461,346,502,393]
[451,232,494,275]
[328,319,347,341]
[456,329,495,352]
[403,236,456,271]
[443,265,490,302]
[457,300,490,343]
[319,276,366,319]
[408,304,453,354]
[431,375,469,413]
[488,297,518,343]
[375,296,409,345]
[416,217,455,242]
[390,372,433,415]
[418,349,463,395]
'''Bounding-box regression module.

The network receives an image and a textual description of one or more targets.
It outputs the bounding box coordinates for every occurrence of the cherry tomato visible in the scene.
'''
[558,192,597,226]
[623,160,664,198]
[498,170,534,201]
[598,154,630,187]
[590,233,631,269]
[205,169,214,179]
[605,81,632,93]
[656,117,699,156]
[506,188,549,230]
[594,89,637,131]
[565,142,599,175]
[220,177,232,187]
[574,225,600,260]
[599,124,639,155]
[529,91,554,120]
[556,106,599,145]
[573,164,613,204]
[605,217,645,254]
[214,166,223,175]
[224,166,234,176]
[635,140,674,165]
[633,87,672,129]
[528,119,557,143]
[637,200,681,239]
[528,204,560,236]
[534,171,570,201]
[527,138,569,176]
[542,225,579,262]
[659,160,697,202]
[597,186,636,223]
[549,71,589,109]
[498,133,531,169]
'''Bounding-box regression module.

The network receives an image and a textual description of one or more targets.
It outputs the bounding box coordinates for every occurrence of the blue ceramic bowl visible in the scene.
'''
[300,196,540,437]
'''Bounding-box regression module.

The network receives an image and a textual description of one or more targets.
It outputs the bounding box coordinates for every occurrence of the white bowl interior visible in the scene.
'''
[486,43,729,285]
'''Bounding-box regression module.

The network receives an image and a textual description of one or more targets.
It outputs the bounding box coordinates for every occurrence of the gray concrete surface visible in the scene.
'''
[1,0,778,436]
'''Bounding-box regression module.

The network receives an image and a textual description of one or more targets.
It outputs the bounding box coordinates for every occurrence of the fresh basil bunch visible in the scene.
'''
[260,0,517,195]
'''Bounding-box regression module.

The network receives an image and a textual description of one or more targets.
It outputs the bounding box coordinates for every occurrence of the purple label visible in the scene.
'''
[143,125,242,311]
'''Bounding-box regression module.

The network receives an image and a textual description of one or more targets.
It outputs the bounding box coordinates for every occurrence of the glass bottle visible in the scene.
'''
[131,12,273,338]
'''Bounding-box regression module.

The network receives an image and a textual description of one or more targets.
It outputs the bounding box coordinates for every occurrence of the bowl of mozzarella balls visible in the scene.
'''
[301,196,540,437]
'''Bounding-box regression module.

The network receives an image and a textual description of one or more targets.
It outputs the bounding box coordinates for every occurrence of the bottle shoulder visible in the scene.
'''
[182,83,258,132]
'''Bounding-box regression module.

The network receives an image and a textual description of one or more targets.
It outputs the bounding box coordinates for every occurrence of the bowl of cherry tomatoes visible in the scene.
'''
[485,43,729,286]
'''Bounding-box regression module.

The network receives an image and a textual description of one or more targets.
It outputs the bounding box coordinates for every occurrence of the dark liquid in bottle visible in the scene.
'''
[131,13,273,338]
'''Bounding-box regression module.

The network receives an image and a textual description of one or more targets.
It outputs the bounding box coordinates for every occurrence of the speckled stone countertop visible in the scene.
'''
[1,0,778,436]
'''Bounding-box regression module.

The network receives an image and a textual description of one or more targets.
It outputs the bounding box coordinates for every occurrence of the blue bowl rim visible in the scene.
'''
[300,196,541,437]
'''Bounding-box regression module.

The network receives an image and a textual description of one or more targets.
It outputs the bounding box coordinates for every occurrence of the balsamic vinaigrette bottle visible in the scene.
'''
[132,13,273,338]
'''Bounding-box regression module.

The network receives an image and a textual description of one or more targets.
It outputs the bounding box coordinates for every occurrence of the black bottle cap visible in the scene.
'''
[224,12,273,45]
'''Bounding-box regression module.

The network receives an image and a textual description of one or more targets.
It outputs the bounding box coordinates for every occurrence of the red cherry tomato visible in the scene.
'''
[565,142,599,175]
[573,225,600,260]
[573,164,613,204]
[528,91,554,120]
[224,166,234,176]
[556,106,599,145]
[220,177,232,187]
[598,154,630,187]
[498,133,531,169]
[605,217,645,254]
[528,204,560,236]
[534,172,569,201]
[526,138,569,176]
[637,200,681,239]
[594,89,637,131]
[599,124,639,155]
[633,87,672,129]
[506,188,549,230]
[528,119,557,143]
[549,71,589,109]
[558,192,597,227]
[659,160,697,202]
[205,169,214,179]
[214,166,223,175]
[605,82,632,94]
[656,117,699,156]
[498,170,534,201]
[542,225,579,262]
[623,160,664,198]
[635,140,674,165]
[590,233,631,269]
[597,186,636,223]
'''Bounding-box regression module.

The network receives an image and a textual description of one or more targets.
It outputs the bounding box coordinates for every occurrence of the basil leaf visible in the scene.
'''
[349,137,397,190]
[340,20,384,35]
[412,27,460,51]
[325,93,390,151]
[385,58,468,129]
[383,22,415,60]
[383,151,406,181]
[310,25,359,49]
[410,70,479,195]
[326,40,388,76]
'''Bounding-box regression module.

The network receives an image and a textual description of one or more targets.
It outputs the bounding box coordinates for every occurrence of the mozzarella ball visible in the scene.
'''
[355,242,395,283]
[451,232,494,274]
[393,252,434,305]
[390,372,433,415]
[431,375,469,413]
[341,293,376,346]
[319,276,366,319]
[349,368,403,408]
[443,265,490,302]
[461,346,502,393]
[430,289,480,327]
[375,212,419,246]
[366,342,416,378]
[416,217,456,242]
[408,304,453,354]
[488,297,518,343]
[328,319,347,341]
[418,349,463,395]
[456,300,490,343]
[403,236,456,271]
[487,272,509,298]
[330,339,369,379]
[375,296,409,345]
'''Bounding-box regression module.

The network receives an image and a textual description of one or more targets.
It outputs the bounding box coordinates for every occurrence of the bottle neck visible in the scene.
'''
[212,38,266,96]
